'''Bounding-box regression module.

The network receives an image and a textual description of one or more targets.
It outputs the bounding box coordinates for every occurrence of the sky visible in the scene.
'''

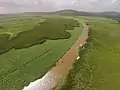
[0,0,119,14]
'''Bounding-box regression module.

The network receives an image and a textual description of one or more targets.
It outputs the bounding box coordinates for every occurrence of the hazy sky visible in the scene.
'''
[0,0,119,14]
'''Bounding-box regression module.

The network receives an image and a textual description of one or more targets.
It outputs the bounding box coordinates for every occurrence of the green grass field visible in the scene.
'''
[0,16,83,90]
[60,17,120,90]
[0,17,80,54]
[0,16,44,36]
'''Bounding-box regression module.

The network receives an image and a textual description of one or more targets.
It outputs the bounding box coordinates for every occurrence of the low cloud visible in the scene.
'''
[0,0,119,14]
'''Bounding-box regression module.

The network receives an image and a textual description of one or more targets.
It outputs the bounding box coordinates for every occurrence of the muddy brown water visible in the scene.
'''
[23,23,89,90]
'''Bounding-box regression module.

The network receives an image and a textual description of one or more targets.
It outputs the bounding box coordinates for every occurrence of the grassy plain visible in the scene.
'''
[60,17,120,90]
[0,17,79,54]
[0,16,43,36]
[0,16,83,90]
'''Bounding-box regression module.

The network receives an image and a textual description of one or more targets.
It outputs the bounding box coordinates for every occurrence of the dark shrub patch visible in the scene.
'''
[0,18,80,54]
[0,26,4,28]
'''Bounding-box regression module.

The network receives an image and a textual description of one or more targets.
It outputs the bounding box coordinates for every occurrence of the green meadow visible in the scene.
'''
[0,16,83,90]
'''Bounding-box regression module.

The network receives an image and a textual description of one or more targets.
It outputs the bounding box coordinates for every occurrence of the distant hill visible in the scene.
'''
[51,10,120,18]
[0,9,120,19]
